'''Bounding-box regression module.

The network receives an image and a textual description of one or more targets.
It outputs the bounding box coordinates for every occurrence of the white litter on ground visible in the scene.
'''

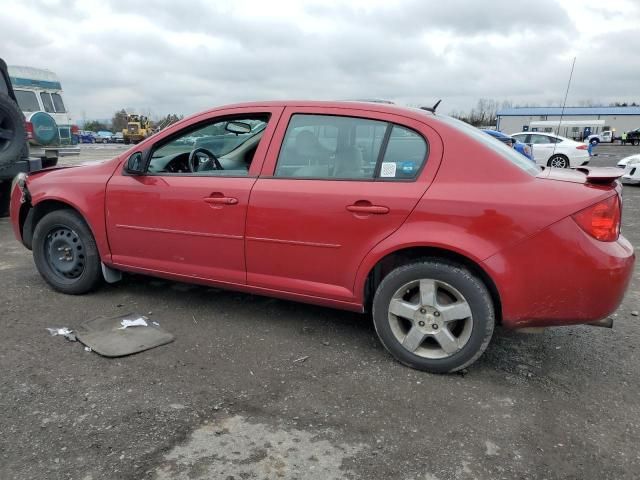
[118,317,149,330]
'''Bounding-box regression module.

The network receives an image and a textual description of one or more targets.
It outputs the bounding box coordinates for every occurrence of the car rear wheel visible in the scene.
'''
[32,209,103,294]
[548,155,569,168]
[372,260,495,373]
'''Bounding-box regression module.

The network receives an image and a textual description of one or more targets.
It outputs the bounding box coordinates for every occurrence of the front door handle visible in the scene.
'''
[346,203,389,215]
[204,196,238,205]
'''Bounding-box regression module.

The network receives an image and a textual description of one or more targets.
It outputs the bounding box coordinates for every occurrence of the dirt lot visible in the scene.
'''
[1,144,639,480]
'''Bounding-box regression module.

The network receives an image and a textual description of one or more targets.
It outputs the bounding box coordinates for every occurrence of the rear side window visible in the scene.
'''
[51,93,66,113]
[40,92,55,113]
[380,126,428,179]
[275,114,428,180]
[14,90,40,112]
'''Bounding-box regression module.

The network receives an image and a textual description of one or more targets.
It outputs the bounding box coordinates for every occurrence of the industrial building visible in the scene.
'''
[496,106,640,140]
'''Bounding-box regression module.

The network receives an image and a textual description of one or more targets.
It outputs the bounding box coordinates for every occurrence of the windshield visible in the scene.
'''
[436,115,540,175]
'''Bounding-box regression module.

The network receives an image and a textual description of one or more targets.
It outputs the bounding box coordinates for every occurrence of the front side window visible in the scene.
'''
[275,114,428,180]
[147,115,269,176]
[14,90,40,112]
[40,92,55,113]
[51,93,66,113]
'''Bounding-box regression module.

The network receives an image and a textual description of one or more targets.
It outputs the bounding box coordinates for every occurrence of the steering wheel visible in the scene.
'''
[188,147,223,172]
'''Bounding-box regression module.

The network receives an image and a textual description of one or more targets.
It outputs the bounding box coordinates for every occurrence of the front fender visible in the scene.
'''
[21,159,121,260]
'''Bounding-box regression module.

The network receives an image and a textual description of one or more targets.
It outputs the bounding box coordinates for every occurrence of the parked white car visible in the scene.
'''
[588,130,615,144]
[617,154,640,184]
[510,132,590,168]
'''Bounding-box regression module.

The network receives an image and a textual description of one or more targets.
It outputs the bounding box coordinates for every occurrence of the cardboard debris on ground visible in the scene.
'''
[76,313,174,357]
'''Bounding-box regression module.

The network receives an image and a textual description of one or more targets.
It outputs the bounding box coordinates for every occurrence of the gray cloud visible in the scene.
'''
[2,0,637,121]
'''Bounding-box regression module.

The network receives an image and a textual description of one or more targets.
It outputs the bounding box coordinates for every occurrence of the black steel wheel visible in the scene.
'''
[32,209,103,294]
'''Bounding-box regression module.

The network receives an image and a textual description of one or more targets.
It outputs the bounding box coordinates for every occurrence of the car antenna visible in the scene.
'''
[420,99,442,114]
[552,57,576,157]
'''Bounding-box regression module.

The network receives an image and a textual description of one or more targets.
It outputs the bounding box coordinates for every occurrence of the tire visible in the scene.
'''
[0,92,26,166]
[547,155,569,168]
[372,259,495,373]
[0,180,10,217]
[32,209,103,294]
[590,139,599,145]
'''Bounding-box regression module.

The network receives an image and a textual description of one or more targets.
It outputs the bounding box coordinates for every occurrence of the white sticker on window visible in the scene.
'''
[380,162,397,178]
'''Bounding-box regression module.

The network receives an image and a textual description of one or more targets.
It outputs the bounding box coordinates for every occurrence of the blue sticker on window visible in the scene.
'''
[400,161,415,174]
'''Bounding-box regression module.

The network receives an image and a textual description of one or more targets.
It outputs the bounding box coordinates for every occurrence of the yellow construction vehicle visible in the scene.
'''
[123,114,152,144]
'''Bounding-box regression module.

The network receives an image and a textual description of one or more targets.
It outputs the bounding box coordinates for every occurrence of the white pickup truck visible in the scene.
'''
[587,130,615,144]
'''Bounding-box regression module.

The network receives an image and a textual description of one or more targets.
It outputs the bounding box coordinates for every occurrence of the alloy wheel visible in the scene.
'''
[387,279,473,359]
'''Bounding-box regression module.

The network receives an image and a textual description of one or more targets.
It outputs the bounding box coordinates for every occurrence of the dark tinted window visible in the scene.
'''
[14,90,40,112]
[51,93,66,113]
[40,92,55,113]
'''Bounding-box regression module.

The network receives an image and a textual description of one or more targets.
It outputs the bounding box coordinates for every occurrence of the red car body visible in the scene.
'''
[9,101,634,331]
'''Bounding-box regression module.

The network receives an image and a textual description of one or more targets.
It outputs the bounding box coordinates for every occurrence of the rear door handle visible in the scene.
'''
[346,204,389,215]
[204,196,238,205]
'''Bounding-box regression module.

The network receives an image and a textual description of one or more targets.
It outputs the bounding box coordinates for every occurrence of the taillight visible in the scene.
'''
[71,124,79,134]
[572,195,621,242]
[25,121,34,140]
[576,144,588,150]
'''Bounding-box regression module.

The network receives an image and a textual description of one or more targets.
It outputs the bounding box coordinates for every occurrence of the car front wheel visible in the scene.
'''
[372,260,495,373]
[32,209,103,294]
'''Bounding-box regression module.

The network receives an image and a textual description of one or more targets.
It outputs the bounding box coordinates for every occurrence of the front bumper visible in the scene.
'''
[9,177,26,244]
[621,164,640,184]
[483,216,635,329]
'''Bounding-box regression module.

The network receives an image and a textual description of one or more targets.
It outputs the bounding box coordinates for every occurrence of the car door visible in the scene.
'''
[245,107,442,303]
[105,107,283,285]
[527,134,556,164]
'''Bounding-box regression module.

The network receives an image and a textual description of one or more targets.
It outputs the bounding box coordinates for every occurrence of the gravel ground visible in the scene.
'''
[1,144,639,480]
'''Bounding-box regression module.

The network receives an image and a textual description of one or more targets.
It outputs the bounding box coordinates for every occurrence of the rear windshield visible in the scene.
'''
[437,115,540,175]
[40,92,55,113]
[14,90,40,112]
[51,93,66,113]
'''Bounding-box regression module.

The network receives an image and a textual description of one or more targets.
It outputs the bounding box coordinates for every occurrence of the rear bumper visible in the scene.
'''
[29,146,80,158]
[483,216,635,329]
[570,152,590,167]
[0,158,42,179]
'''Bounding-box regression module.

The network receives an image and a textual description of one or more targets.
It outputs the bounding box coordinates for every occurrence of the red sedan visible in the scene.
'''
[9,101,635,373]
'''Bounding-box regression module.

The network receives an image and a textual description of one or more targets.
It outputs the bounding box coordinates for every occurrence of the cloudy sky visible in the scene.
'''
[2,0,639,121]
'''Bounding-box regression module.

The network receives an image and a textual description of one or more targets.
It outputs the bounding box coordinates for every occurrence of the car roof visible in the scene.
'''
[193,100,436,122]
[512,131,576,142]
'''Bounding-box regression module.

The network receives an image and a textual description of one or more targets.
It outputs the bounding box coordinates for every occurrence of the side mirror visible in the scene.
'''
[124,152,145,175]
